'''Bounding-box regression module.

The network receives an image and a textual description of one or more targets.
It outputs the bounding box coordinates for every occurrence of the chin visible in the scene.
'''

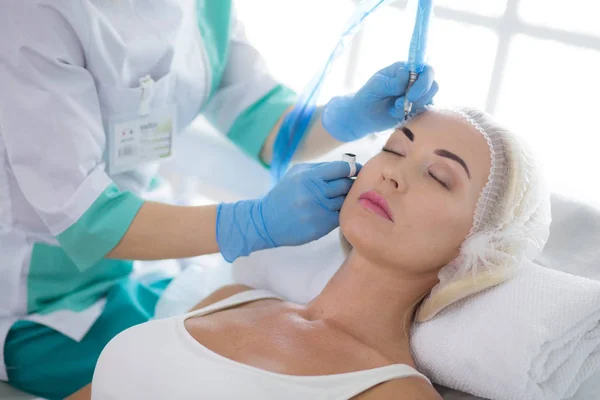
[340,203,394,260]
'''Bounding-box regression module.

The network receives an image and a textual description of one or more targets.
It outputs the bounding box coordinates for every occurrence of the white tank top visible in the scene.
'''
[92,290,431,399]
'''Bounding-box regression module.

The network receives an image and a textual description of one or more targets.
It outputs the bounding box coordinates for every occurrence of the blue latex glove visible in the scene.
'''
[216,161,361,262]
[322,62,439,142]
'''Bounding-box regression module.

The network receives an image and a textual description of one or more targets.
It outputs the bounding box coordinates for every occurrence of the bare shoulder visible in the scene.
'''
[188,284,255,311]
[354,376,442,400]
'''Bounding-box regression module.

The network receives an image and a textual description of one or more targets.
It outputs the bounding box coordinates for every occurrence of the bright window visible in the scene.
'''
[235,0,600,204]
[234,0,355,94]
[433,0,507,17]
[518,0,600,37]
[496,35,600,201]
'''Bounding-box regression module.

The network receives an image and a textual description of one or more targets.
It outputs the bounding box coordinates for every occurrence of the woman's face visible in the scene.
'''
[340,110,492,274]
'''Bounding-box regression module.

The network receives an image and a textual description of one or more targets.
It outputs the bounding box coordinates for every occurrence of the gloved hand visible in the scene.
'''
[216,161,361,262]
[322,62,439,142]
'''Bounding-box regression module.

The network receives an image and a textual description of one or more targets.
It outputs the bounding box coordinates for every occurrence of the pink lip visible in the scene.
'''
[358,190,393,221]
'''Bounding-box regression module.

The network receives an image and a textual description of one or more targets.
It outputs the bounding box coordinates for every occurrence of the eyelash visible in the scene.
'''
[429,172,450,190]
[382,147,450,190]
[382,147,404,157]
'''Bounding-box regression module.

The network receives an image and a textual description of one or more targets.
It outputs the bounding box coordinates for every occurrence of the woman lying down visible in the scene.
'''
[91,107,550,399]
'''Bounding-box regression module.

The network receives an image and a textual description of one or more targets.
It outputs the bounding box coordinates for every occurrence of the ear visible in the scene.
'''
[415,268,513,322]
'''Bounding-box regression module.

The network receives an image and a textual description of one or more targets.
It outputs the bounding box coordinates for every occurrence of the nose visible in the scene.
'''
[381,167,406,191]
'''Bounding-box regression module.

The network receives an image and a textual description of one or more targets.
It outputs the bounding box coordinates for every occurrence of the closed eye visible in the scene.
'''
[384,147,450,190]
[382,147,404,157]
[429,172,449,190]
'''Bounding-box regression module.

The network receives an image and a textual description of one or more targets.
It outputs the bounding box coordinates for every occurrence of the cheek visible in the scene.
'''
[417,198,473,230]
[340,176,369,236]
[399,195,476,260]
[340,159,382,217]
[340,162,391,251]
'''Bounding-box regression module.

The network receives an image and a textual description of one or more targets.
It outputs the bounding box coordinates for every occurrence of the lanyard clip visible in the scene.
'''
[139,75,155,117]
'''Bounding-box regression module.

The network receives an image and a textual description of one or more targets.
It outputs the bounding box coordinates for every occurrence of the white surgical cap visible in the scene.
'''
[415,106,552,322]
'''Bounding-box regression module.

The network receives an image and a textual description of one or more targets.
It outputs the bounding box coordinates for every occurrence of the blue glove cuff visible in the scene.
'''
[322,95,361,143]
[216,200,277,263]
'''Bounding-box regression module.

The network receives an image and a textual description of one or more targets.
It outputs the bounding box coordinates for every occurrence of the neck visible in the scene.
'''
[304,249,438,361]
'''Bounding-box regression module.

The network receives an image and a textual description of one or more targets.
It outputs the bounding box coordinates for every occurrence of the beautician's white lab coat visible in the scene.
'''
[0,0,295,380]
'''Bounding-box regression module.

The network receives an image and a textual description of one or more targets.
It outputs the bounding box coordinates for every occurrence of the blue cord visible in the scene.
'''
[270,0,392,183]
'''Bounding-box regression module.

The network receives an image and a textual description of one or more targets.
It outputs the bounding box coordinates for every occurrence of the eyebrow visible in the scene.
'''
[397,127,471,179]
[434,149,471,179]
[401,127,414,142]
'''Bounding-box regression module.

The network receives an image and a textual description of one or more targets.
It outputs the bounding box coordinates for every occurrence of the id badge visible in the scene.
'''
[106,105,177,175]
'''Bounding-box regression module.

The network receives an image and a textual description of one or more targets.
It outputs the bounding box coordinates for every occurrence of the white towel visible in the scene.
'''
[410,262,600,400]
